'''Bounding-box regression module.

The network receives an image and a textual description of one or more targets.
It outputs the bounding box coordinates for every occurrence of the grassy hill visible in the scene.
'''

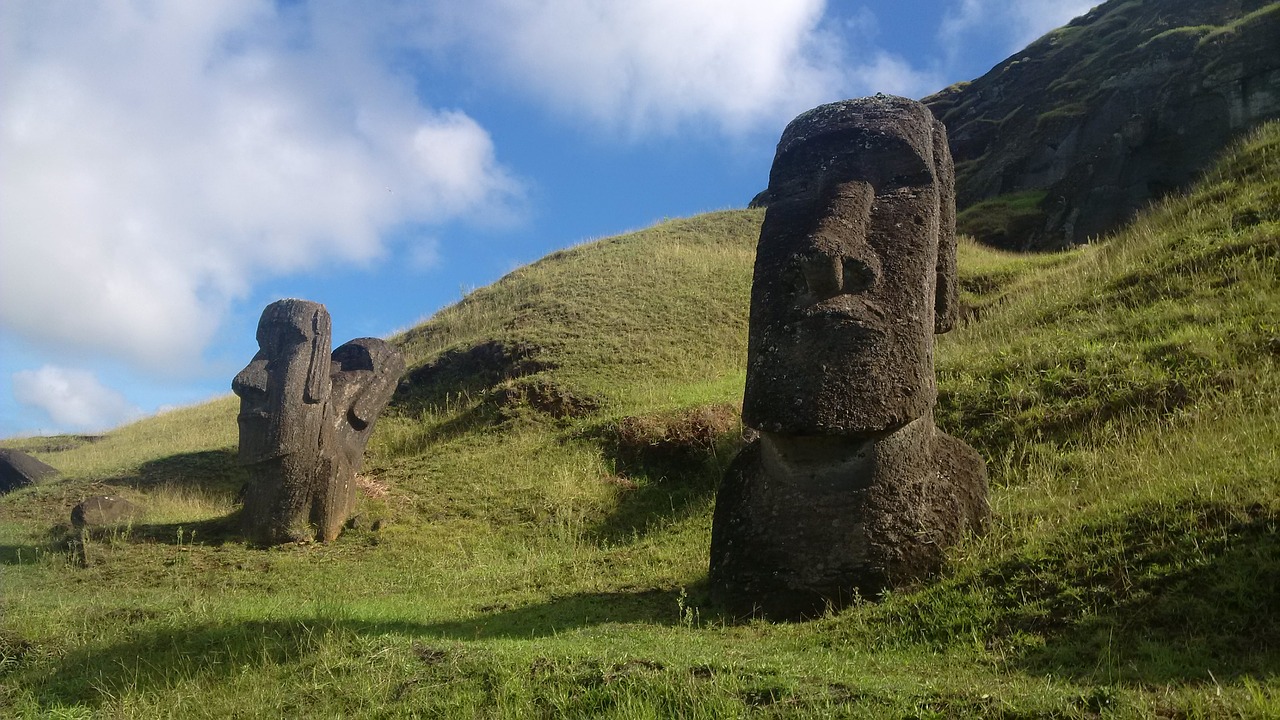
[1,122,1277,718]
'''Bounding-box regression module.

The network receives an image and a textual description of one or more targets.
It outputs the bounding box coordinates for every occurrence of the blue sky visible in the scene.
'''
[0,0,1096,438]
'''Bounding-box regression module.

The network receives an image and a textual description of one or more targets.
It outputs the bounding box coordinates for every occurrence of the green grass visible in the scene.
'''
[1199,2,1280,47]
[2,123,1278,717]
[956,189,1050,248]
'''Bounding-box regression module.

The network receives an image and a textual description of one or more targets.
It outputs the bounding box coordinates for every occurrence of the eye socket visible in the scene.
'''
[887,170,934,188]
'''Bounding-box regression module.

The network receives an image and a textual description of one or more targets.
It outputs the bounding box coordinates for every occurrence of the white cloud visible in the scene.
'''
[940,0,1098,61]
[426,0,849,136]
[12,366,143,432]
[407,237,443,273]
[0,1,520,374]
[847,52,946,100]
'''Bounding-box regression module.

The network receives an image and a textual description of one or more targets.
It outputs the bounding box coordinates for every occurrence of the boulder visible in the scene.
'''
[71,496,142,528]
[0,448,59,494]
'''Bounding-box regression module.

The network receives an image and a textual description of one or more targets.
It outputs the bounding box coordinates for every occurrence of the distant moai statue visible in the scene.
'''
[233,299,404,545]
[709,95,989,620]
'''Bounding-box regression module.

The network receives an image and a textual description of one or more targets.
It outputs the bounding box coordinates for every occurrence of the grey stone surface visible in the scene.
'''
[232,299,403,545]
[741,95,957,435]
[710,96,989,620]
[0,448,59,495]
[71,495,142,528]
[316,337,405,542]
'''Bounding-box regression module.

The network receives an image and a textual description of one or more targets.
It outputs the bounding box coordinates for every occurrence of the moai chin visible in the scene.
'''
[709,96,989,620]
[232,299,404,545]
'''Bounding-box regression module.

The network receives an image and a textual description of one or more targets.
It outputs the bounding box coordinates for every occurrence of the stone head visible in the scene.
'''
[742,95,958,435]
[232,298,333,464]
[328,337,405,466]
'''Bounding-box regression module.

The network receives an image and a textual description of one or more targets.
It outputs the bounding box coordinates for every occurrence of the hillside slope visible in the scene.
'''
[924,0,1280,249]
[1,123,1277,717]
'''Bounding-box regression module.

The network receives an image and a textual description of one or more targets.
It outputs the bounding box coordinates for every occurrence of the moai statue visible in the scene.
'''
[709,96,989,620]
[233,299,404,545]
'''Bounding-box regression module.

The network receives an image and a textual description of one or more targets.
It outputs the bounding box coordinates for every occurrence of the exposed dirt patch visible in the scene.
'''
[495,379,600,419]
[613,403,745,469]
[354,474,389,499]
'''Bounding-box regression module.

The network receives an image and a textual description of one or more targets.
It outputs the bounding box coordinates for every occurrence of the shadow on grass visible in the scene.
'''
[25,585,718,710]
[976,502,1280,685]
[0,543,51,565]
[420,583,723,639]
[588,462,721,544]
[582,409,744,543]
[1015,512,1280,685]
[106,514,241,546]
[118,448,247,495]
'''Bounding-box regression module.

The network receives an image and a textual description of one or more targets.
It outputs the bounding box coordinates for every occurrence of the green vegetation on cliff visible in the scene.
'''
[2,122,1278,718]
[926,0,1280,249]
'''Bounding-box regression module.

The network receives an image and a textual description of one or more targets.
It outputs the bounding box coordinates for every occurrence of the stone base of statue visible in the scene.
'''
[709,415,988,620]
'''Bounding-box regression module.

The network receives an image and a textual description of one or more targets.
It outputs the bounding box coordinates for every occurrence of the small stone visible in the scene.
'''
[71,496,142,528]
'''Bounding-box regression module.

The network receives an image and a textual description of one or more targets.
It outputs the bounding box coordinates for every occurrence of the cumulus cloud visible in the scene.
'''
[12,366,143,432]
[939,0,1099,61]
[0,1,520,373]
[425,0,849,136]
[847,52,946,101]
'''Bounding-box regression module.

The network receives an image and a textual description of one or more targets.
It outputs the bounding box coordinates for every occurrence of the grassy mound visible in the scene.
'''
[2,123,1277,717]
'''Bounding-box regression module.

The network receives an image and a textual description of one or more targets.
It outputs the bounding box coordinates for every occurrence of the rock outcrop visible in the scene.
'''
[0,448,59,495]
[924,0,1280,249]
[710,96,989,621]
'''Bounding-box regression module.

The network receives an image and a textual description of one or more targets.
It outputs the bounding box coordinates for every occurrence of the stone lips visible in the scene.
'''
[233,299,332,468]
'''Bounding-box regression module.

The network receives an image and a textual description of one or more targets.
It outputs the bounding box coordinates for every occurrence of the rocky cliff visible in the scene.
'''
[923,0,1280,250]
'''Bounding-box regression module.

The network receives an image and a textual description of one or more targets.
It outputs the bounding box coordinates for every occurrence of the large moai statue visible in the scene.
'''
[232,299,404,545]
[709,95,989,620]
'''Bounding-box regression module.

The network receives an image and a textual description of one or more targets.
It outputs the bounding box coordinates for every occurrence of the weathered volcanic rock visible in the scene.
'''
[71,495,142,528]
[924,0,1280,249]
[0,448,59,494]
[710,96,989,620]
[711,422,988,619]
[232,299,404,545]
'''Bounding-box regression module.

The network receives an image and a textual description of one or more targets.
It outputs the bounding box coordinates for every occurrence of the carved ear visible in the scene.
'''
[304,308,332,403]
[932,116,959,335]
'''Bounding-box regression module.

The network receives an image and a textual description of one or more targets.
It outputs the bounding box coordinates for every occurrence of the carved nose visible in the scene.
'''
[232,354,269,396]
[798,249,878,301]
[800,253,842,300]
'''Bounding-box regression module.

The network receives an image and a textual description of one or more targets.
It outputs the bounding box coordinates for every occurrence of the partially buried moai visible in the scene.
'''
[232,299,404,545]
[709,95,989,620]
